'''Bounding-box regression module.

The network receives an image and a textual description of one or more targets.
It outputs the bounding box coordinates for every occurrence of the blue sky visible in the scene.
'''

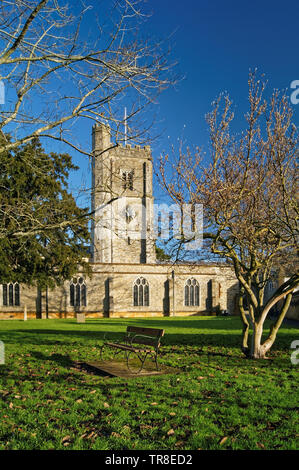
[146,0,299,146]
[39,0,299,205]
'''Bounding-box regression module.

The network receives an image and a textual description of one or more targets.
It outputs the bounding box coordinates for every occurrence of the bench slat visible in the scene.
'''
[105,342,153,353]
[127,326,164,338]
[128,336,156,347]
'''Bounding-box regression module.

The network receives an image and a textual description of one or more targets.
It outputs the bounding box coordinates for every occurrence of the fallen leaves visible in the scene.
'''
[219,436,228,446]
[61,435,73,447]
[80,431,98,440]
[256,442,265,449]
[122,425,130,434]
[140,424,153,431]
[175,441,184,447]
[1,320,297,453]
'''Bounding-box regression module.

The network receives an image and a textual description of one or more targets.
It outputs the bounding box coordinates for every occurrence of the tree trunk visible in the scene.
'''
[260,293,292,356]
[238,291,250,355]
[248,292,293,359]
[250,322,266,358]
[242,323,250,354]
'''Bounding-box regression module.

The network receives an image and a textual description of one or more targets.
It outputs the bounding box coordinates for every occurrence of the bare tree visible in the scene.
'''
[159,72,299,359]
[0,0,175,247]
[0,0,174,155]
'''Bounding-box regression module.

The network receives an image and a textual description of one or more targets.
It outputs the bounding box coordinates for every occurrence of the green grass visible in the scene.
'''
[0,316,298,450]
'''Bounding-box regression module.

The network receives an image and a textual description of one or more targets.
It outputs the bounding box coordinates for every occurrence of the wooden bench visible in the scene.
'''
[100,326,165,373]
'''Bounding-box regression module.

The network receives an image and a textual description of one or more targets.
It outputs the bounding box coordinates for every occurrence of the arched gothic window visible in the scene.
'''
[184,278,200,306]
[2,282,20,306]
[70,277,87,307]
[133,277,149,306]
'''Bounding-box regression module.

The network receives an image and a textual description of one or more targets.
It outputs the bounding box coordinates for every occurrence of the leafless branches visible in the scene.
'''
[159,72,299,358]
[0,0,175,154]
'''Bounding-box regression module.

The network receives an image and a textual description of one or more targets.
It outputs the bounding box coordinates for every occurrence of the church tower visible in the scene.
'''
[91,123,156,264]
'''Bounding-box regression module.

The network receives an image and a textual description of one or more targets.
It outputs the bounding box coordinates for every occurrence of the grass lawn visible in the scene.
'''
[0,316,298,450]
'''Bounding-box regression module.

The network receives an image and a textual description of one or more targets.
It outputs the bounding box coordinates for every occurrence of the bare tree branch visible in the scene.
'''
[0,0,176,154]
[158,72,299,359]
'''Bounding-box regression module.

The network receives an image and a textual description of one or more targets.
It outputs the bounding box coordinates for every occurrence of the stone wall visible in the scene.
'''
[0,262,239,320]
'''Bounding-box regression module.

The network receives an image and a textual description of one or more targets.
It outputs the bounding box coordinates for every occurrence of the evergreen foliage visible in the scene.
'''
[0,136,91,287]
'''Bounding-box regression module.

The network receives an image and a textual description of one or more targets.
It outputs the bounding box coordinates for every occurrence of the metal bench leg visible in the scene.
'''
[127,351,148,374]
[154,352,160,371]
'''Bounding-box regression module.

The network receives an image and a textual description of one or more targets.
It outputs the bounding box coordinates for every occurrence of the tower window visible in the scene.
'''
[2,282,20,306]
[122,170,134,190]
[133,277,149,306]
[122,172,127,188]
[70,277,87,307]
[128,171,133,190]
[184,278,200,306]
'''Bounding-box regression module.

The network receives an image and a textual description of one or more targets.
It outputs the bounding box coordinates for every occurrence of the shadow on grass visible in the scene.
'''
[0,351,114,388]
[0,331,297,354]
[30,351,114,378]
[0,317,298,361]
[0,328,242,349]
[24,348,297,376]
[31,351,75,367]
[86,317,243,330]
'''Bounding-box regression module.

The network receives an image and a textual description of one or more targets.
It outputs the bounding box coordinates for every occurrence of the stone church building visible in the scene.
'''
[0,124,239,320]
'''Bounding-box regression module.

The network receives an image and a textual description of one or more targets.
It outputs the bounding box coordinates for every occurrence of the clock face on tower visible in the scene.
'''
[124,205,136,223]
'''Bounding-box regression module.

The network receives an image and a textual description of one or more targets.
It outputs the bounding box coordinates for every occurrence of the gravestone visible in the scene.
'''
[76,313,85,323]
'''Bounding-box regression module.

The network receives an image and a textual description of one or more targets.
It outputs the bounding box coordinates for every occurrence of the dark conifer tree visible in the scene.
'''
[0,136,91,288]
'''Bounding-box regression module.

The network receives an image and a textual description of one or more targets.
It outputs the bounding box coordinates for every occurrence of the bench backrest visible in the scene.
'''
[126,326,165,349]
